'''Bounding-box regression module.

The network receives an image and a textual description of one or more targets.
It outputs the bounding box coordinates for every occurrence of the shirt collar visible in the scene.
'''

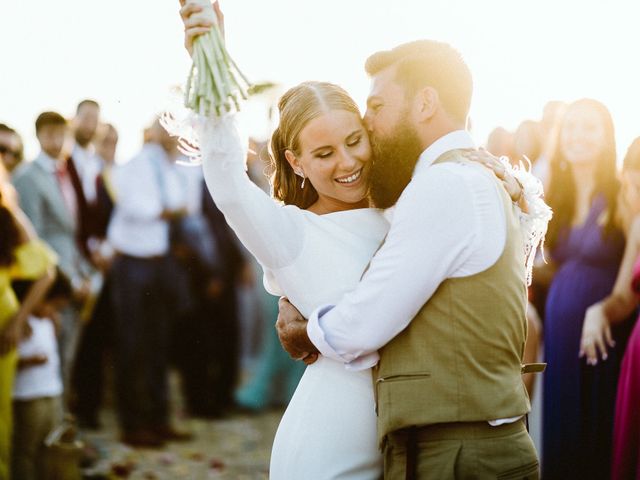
[35,151,61,173]
[73,143,93,157]
[143,142,171,165]
[413,130,476,178]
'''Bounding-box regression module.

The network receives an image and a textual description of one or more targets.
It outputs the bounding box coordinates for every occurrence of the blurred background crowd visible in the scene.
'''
[2,94,640,479]
[0,98,305,478]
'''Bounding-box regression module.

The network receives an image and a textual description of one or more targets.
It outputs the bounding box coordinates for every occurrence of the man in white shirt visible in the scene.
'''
[107,119,191,447]
[70,100,101,204]
[277,41,542,479]
[67,99,105,428]
[67,99,104,259]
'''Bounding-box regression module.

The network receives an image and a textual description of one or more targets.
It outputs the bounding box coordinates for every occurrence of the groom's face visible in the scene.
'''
[364,65,410,143]
[364,65,425,208]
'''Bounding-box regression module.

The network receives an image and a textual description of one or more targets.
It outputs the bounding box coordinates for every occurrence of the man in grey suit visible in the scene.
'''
[13,111,93,394]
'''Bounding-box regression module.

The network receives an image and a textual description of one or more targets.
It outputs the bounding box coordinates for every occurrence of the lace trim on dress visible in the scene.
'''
[503,156,553,286]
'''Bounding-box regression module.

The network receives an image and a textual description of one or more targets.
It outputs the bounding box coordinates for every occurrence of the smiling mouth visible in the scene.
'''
[335,168,363,185]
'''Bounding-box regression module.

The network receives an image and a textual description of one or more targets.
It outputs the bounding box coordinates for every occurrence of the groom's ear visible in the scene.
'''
[416,86,439,123]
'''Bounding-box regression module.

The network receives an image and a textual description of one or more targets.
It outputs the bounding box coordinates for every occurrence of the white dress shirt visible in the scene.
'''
[107,144,188,257]
[180,162,206,216]
[13,316,63,400]
[307,130,511,371]
[72,144,103,203]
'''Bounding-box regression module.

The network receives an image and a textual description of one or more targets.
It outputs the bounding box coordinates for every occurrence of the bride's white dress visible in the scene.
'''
[197,117,387,479]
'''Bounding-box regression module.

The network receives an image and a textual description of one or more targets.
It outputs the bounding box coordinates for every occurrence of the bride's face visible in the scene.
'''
[288,109,372,207]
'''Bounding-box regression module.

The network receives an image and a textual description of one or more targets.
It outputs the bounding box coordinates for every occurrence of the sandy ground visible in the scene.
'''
[75,373,284,479]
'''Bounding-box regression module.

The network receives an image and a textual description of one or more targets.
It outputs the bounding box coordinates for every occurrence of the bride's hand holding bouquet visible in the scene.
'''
[178,0,250,117]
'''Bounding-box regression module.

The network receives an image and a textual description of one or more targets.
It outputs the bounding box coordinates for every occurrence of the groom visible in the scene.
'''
[277,41,540,479]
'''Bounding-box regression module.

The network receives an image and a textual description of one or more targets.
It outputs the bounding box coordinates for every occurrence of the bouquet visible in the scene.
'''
[184,0,252,116]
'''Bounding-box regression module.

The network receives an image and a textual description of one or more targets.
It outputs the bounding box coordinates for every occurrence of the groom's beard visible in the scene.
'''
[369,121,424,209]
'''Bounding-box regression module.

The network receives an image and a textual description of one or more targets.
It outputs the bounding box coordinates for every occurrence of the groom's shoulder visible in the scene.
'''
[431,154,494,181]
[408,161,472,199]
[411,158,496,200]
[426,156,483,180]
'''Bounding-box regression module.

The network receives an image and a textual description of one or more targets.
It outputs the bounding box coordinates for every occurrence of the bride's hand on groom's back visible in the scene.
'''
[276,297,319,365]
[465,149,526,210]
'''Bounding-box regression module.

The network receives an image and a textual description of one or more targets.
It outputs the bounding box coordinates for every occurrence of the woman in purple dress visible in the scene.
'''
[579,137,640,480]
[542,99,626,479]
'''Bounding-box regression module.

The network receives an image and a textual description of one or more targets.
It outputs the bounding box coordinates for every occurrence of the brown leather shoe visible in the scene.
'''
[121,429,165,448]
[154,425,193,442]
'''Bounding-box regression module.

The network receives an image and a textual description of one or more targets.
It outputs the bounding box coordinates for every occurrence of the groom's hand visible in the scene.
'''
[276,297,319,365]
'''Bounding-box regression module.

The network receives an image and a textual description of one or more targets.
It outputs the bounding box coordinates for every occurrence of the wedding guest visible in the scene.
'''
[93,124,118,241]
[0,124,24,174]
[617,138,640,235]
[195,186,245,416]
[540,101,567,157]
[486,126,515,161]
[514,120,542,170]
[576,137,640,480]
[514,120,545,368]
[535,100,567,190]
[12,112,93,398]
[11,272,72,480]
[514,121,545,450]
[542,98,626,480]
[68,100,102,258]
[234,274,305,410]
[528,105,563,327]
[107,119,190,447]
[166,155,231,417]
[70,123,118,429]
[0,163,56,480]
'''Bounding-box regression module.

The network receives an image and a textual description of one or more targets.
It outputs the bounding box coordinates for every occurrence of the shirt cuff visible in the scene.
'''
[307,304,381,371]
[307,304,344,362]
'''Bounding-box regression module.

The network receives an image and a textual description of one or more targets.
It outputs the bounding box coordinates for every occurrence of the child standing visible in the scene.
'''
[12,273,71,479]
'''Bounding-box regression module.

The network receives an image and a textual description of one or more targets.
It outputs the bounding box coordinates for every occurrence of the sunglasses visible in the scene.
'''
[0,145,21,157]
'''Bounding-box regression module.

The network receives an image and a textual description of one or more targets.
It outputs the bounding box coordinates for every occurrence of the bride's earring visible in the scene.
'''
[297,170,306,189]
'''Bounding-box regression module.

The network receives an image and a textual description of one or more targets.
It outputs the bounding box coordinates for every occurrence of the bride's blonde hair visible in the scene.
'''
[270,81,361,208]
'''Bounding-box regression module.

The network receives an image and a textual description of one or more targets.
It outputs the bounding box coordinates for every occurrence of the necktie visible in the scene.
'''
[55,162,78,221]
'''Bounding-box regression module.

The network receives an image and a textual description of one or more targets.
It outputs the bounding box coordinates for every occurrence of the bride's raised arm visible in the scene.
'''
[196,116,306,271]
[177,0,306,271]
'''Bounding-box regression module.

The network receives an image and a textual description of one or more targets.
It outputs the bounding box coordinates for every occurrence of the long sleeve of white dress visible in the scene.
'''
[196,116,305,271]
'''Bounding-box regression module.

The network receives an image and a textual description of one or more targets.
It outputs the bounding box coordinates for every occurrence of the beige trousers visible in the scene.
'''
[383,419,539,480]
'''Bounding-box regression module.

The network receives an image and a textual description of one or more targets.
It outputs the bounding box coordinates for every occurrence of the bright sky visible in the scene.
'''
[2,0,639,162]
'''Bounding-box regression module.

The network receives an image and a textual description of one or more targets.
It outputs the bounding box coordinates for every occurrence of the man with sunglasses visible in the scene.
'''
[0,124,24,174]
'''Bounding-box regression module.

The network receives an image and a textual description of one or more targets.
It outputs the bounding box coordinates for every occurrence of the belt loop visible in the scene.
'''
[406,427,418,480]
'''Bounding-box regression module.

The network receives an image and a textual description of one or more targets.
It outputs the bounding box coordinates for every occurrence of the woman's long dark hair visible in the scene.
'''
[545,98,619,249]
[0,191,22,267]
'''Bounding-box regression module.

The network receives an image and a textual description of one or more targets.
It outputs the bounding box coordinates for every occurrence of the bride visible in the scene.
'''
[198,81,387,479]
[177,3,536,478]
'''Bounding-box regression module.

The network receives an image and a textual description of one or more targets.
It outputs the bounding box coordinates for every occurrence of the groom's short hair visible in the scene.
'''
[365,40,472,125]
